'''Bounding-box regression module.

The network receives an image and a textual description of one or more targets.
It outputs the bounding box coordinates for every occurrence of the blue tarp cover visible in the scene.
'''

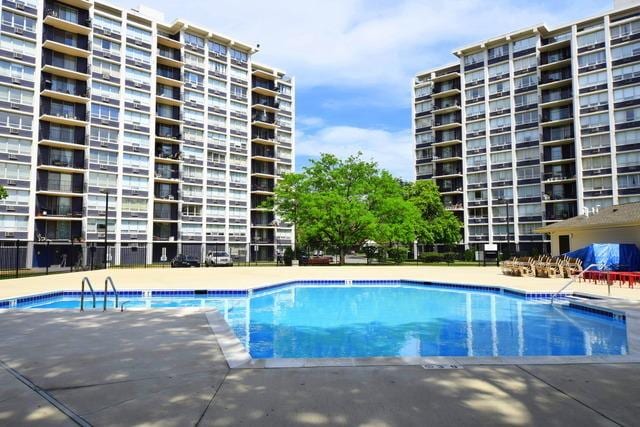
[565,243,640,271]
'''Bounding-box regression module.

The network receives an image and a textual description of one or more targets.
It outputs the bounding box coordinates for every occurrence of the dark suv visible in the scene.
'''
[170,254,200,268]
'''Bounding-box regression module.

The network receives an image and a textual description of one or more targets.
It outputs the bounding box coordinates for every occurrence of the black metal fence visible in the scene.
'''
[0,240,255,279]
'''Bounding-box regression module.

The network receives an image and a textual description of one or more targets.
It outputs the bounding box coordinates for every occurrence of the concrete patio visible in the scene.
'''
[0,309,638,426]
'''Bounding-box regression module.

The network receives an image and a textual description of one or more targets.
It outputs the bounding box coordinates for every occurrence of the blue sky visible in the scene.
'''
[113,0,613,179]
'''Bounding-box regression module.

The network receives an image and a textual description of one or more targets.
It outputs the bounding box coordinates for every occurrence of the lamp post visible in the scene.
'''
[499,197,511,257]
[102,189,109,268]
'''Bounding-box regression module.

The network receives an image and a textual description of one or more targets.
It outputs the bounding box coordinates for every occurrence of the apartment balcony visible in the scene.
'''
[542,167,576,183]
[156,65,182,86]
[540,33,571,51]
[539,68,572,89]
[432,99,461,114]
[40,76,89,104]
[252,68,277,81]
[444,203,464,211]
[539,48,571,70]
[35,219,83,241]
[251,130,276,145]
[157,46,183,68]
[39,124,85,149]
[251,144,276,160]
[154,167,179,183]
[155,124,182,143]
[432,82,461,99]
[251,181,275,194]
[153,223,178,241]
[434,130,462,147]
[437,181,463,195]
[157,31,182,49]
[154,189,179,202]
[544,203,577,221]
[35,196,83,219]
[252,79,278,97]
[37,149,84,171]
[432,115,462,131]
[42,27,90,58]
[434,166,462,178]
[252,95,279,112]
[540,109,573,127]
[251,112,277,130]
[43,5,91,35]
[153,203,179,221]
[156,85,182,106]
[36,177,84,195]
[39,103,87,127]
[431,69,461,83]
[541,126,573,145]
[156,107,182,125]
[42,52,89,80]
[540,88,572,108]
[251,161,276,177]
[251,212,275,228]
[542,145,575,164]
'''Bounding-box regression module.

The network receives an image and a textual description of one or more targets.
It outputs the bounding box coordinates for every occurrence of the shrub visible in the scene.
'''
[443,252,456,264]
[283,247,294,266]
[463,249,475,262]
[419,252,443,263]
[387,246,408,264]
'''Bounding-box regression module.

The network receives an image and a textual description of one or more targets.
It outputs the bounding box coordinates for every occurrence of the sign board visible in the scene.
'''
[484,243,498,251]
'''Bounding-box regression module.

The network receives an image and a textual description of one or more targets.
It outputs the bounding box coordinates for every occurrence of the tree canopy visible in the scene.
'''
[0,185,7,201]
[272,153,461,264]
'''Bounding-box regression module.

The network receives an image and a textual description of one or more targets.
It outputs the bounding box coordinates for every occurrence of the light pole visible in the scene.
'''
[499,197,511,257]
[102,189,109,267]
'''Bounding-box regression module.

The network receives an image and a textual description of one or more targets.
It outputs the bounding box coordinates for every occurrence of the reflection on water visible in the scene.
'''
[21,284,628,359]
[234,286,627,359]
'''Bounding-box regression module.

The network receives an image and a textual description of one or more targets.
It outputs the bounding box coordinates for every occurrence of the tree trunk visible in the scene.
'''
[340,247,345,265]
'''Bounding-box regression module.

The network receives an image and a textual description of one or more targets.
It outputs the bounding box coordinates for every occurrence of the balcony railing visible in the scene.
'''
[37,179,83,193]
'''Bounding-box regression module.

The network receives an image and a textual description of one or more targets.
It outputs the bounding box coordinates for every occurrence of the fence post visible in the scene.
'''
[15,240,20,278]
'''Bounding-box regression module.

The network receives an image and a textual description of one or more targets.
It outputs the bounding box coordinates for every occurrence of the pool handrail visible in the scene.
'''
[80,277,96,311]
[104,276,119,311]
[550,263,602,304]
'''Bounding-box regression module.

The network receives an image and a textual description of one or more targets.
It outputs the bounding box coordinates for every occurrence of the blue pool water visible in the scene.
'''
[11,282,627,358]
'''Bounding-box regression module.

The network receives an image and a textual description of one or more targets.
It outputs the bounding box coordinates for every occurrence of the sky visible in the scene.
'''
[113,0,613,180]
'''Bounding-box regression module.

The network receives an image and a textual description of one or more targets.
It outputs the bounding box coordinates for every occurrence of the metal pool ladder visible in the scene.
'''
[550,263,601,304]
[80,277,96,311]
[104,276,119,311]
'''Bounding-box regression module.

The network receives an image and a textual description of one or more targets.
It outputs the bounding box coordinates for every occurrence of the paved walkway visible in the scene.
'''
[0,310,638,426]
[1,265,639,300]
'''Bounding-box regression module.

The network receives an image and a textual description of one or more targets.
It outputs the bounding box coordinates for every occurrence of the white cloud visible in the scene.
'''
[296,125,414,180]
[114,0,608,97]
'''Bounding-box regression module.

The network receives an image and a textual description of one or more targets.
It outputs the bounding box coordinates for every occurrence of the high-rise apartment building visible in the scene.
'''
[413,0,640,254]
[0,0,294,266]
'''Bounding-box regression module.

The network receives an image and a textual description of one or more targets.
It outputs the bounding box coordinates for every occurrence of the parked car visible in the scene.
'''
[298,251,310,266]
[171,254,200,268]
[205,251,234,267]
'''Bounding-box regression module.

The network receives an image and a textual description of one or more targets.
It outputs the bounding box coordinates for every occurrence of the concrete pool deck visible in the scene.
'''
[1,266,640,425]
[0,310,638,426]
[1,265,640,301]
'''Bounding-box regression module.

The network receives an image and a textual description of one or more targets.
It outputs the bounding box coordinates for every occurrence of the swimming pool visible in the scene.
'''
[5,281,628,358]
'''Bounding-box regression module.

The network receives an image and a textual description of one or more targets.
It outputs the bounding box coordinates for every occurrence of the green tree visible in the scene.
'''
[273,153,424,264]
[403,180,462,245]
[0,185,7,201]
